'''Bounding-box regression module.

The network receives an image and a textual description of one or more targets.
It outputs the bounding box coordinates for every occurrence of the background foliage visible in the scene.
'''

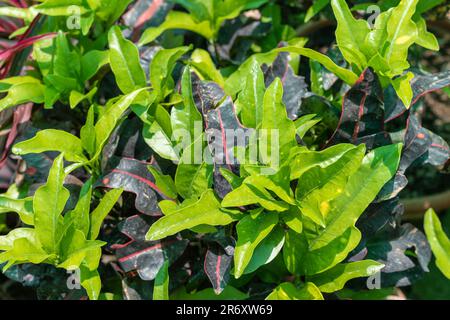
[0,0,449,300]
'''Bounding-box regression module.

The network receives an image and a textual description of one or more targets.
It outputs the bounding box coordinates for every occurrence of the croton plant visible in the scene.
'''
[0,0,449,300]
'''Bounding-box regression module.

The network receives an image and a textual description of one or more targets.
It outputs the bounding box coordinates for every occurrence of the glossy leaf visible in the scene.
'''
[150,46,191,99]
[153,260,169,300]
[266,282,323,300]
[33,154,68,254]
[0,196,34,226]
[424,209,450,279]
[94,88,149,155]
[139,11,215,45]
[234,211,278,278]
[331,0,370,70]
[98,157,170,215]
[0,77,45,112]
[13,129,87,163]
[308,260,384,293]
[384,0,419,77]
[237,58,265,128]
[89,188,123,240]
[243,226,285,275]
[204,243,233,294]
[328,69,385,146]
[108,26,147,94]
[263,52,309,121]
[115,215,188,281]
[146,190,239,240]
[309,144,402,251]
[296,144,366,226]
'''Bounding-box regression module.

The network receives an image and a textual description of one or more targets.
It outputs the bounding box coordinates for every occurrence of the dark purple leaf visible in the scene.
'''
[204,243,233,294]
[398,115,432,173]
[114,214,188,281]
[420,128,450,167]
[115,117,153,160]
[385,70,450,123]
[366,223,431,287]
[0,103,32,168]
[204,230,236,256]
[357,199,404,241]
[205,97,253,198]
[263,52,309,120]
[215,18,270,64]
[375,115,431,201]
[376,172,408,202]
[123,0,171,31]
[97,157,174,215]
[192,75,225,115]
[328,68,385,146]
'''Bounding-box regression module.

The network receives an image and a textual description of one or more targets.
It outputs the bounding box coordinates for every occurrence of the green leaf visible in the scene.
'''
[305,0,330,22]
[289,144,357,180]
[0,77,45,112]
[149,46,191,99]
[0,238,53,271]
[33,154,68,254]
[237,58,265,129]
[222,178,290,212]
[414,17,439,51]
[108,26,146,94]
[266,282,323,300]
[295,144,366,226]
[309,143,402,251]
[424,208,450,279]
[390,71,414,107]
[190,49,225,86]
[283,226,361,275]
[0,196,34,226]
[94,88,149,156]
[81,50,110,83]
[0,6,34,20]
[171,286,248,300]
[146,190,238,240]
[0,228,36,251]
[331,0,370,71]
[243,226,285,275]
[308,260,384,293]
[175,159,213,200]
[91,0,133,24]
[224,50,279,97]
[139,11,215,45]
[282,207,303,234]
[261,78,297,165]
[53,32,81,81]
[89,188,123,240]
[58,228,104,269]
[384,0,419,76]
[13,129,87,163]
[80,264,101,300]
[234,211,278,278]
[80,105,96,157]
[148,167,178,200]
[34,0,89,16]
[64,179,93,238]
[277,46,359,85]
[171,66,203,143]
[363,9,392,59]
[153,261,169,300]
[141,104,179,161]
[294,114,322,139]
